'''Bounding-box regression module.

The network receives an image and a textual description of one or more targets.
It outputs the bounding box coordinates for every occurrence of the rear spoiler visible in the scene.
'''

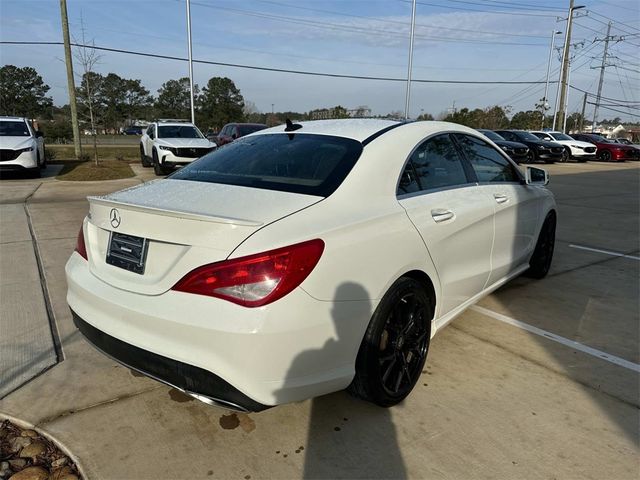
[88,196,263,227]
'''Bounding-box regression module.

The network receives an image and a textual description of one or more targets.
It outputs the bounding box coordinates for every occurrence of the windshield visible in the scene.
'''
[549,132,573,141]
[516,131,541,142]
[0,121,30,137]
[238,124,267,136]
[170,133,363,197]
[478,130,505,142]
[158,125,203,139]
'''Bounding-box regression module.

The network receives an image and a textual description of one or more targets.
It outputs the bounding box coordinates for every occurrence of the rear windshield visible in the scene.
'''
[0,121,30,137]
[158,125,202,139]
[238,124,266,136]
[170,133,363,197]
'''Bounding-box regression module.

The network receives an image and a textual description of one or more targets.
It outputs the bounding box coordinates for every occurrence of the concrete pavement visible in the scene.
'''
[0,161,638,479]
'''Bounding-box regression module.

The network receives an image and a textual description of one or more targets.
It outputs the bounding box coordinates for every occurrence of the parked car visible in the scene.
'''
[67,119,556,411]
[123,126,143,135]
[495,130,564,163]
[205,129,219,143]
[0,116,46,177]
[570,133,640,162]
[216,123,267,146]
[140,121,217,176]
[476,129,529,164]
[529,130,596,162]
[612,138,640,153]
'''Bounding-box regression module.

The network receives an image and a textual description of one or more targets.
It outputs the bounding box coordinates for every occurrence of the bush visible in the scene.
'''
[42,119,73,144]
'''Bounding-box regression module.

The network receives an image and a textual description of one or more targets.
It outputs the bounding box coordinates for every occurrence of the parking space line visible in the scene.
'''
[470,306,640,373]
[568,244,640,261]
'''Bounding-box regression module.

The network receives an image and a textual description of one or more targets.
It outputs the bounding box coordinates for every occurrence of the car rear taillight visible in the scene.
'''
[172,239,324,307]
[75,225,88,260]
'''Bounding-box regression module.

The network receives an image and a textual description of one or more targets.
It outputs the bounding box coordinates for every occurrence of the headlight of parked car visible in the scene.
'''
[16,146,34,154]
[159,146,176,153]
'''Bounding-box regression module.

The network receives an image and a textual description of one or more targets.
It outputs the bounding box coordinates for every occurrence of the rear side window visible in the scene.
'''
[454,134,520,183]
[397,134,469,195]
[171,133,363,197]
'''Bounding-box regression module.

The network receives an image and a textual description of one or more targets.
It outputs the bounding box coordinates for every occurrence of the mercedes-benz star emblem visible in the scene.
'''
[110,208,121,229]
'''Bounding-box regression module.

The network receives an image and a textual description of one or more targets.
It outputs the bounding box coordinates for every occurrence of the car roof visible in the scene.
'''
[257,119,402,142]
[156,122,197,127]
[0,116,27,122]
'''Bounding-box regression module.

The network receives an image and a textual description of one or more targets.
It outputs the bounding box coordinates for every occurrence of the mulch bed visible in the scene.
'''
[0,420,82,480]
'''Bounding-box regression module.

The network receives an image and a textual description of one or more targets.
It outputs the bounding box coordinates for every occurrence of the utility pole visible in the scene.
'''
[404,0,417,120]
[554,1,585,132]
[578,92,587,132]
[541,30,562,129]
[59,0,81,159]
[186,0,195,125]
[592,22,612,133]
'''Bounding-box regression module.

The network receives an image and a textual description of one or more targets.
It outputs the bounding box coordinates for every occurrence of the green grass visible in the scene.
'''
[57,159,135,181]
[48,145,140,163]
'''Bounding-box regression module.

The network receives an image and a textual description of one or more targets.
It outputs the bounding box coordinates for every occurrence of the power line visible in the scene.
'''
[396,0,558,18]
[569,85,639,103]
[0,41,558,85]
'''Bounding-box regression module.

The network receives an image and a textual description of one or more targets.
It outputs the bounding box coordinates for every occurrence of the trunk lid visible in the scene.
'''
[86,179,321,295]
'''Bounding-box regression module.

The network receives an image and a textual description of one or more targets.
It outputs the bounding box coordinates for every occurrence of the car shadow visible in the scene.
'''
[277,282,407,480]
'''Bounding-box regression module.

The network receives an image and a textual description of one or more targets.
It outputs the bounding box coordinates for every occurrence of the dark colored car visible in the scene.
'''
[571,133,640,162]
[477,129,529,164]
[495,130,564,164]
[123,126,143,135]
[216,123,267,146]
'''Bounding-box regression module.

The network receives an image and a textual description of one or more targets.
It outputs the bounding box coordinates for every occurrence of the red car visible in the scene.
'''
[571,133,640,162]
[215,123,267,146]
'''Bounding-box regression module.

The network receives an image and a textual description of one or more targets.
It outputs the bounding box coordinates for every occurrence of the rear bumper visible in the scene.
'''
[72,309,269,411]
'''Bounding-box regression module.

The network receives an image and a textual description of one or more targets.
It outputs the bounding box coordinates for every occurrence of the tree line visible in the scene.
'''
[0,64,632,143]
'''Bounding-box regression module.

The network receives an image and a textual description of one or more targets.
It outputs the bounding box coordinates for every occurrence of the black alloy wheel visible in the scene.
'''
[152,149,169,176]
[526,150,535,163]
[599,150,612,162]
[526,212,556,279]
[349,277,432,407]
[561,148,570,163]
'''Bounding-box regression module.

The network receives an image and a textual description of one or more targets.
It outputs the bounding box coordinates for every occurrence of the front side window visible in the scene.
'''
[454,134,519,183]
[0,121,30,137]
[397,134,469,195]
[171,133,363,197]
[497,131,516,142]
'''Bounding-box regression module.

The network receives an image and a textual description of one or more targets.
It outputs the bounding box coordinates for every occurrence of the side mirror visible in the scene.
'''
[525,166,549,186]
[35,131,44,138]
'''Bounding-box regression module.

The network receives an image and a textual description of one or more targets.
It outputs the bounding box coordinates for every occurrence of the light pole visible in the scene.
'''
[186,0,195,124]
[541,30,562,129]
[404,0,417,120]
[553,1,585,132]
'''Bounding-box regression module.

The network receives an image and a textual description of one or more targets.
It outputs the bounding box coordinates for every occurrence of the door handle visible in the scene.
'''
[493,193,509,204]
[431,209,455,223]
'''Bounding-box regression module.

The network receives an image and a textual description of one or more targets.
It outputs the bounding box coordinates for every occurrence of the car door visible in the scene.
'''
[397,133,495,316]
[453,133,541,286]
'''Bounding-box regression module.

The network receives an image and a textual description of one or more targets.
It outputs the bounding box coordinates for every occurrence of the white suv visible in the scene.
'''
[140,121,216,176]
[0,116,46,177]
[529,130,596,162]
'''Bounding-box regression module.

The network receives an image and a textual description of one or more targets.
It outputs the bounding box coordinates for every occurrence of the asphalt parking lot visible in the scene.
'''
[0,161,638,479]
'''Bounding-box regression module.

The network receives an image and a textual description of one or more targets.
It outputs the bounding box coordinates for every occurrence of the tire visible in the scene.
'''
[561,148,570,163]
[348,277,433,407]
[598,150,612,162]
[152,149,170,176]
[526,150,535,163]
[525,212,556,279]
[140,145,151,167]
[40,148,47,169]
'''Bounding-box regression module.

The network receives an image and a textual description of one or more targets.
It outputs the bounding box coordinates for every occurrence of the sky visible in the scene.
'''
[0,0,638,122]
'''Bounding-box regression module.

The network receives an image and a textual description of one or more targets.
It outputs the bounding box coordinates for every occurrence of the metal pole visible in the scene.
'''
[592,22,612,133]
[186,0,195,124]
[562,63,572,133]
[578,92,587,132]
[542,30,561,129]
[556,1,584,133]
[404,0,417,120]
[59,0,81,159]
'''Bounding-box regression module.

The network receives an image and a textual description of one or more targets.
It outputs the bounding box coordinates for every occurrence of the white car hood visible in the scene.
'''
[0,136,34,150]
[156,138,214,148]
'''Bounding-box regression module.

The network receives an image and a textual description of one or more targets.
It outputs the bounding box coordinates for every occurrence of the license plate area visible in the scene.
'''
[106,232,148,275]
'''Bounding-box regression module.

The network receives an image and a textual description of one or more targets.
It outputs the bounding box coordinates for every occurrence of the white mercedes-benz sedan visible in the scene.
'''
[66,119,556,411]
